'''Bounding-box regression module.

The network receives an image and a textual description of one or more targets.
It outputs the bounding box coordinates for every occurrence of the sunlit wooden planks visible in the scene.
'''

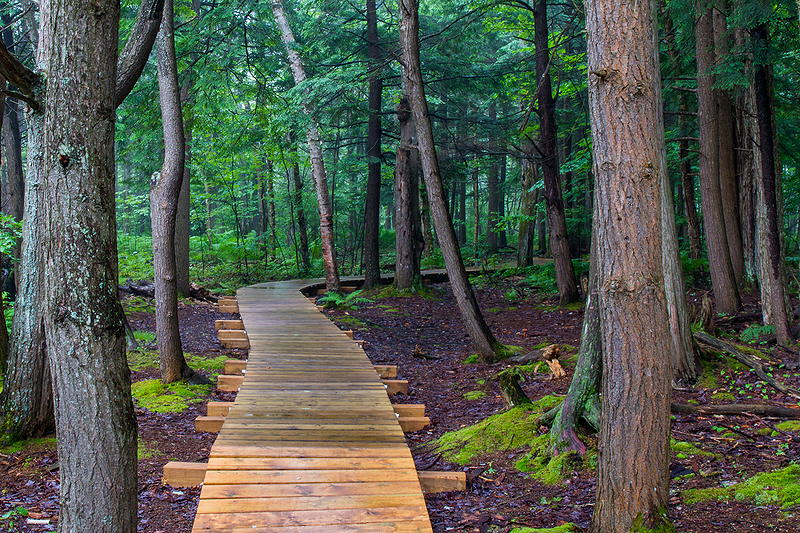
[192,280,432,532]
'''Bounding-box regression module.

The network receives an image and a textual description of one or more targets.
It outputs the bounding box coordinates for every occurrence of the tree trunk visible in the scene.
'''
[292,159,311,274]
[272,0,340,292]
[517,151,536,267]
[535,0,578,306]
[394,96,424,290]
[487,103,500,254]
[586,0,673,529]
[696,3,741,315]
[457,177,467,245]
[420,181,434,257]
[400,0,502,362]
[472,163,480,255]
[362,0,382,289]
[39,0,138,529]
[152,0,193,384]
[175,77,192,298]
[267,165,277,263]
[752,23,792,347]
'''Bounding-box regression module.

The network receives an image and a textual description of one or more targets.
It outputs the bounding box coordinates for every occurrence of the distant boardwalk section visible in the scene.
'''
[192,280,433,532]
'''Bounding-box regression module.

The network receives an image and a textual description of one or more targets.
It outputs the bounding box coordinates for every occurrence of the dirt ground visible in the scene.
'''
[1,276,799,532]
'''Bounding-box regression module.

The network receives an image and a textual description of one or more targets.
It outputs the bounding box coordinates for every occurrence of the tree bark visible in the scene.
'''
[400,0,502,362]
[394,96,424,290]
[291,159,311,274]
[517,151,536,267]
[752,23,792,347]
[696,2,741,315]
[535,0,578,306]
[362,0,382,289]
[487,103,500,253]
[175,76,193,298]
[152,0,193,384]
[272,0,341,292]
[115,0,165,107]
[586,0,673,530]
[39,0,138,529]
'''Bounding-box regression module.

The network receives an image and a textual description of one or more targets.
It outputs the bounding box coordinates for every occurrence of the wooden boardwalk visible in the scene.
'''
[193,280,433,532]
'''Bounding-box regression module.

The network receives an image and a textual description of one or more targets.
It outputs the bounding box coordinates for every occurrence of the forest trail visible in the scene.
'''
[192,278,433,532]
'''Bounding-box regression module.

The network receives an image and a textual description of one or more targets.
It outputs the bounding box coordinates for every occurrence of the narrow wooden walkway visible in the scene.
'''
[192,280,433,532]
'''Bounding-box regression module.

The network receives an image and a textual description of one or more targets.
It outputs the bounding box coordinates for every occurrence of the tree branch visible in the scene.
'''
[115,0,165,108]
[0,38,39,97]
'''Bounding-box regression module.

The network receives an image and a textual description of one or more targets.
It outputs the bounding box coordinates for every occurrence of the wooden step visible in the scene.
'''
[373,365,397,378]
[218,329,248,341]
[343,330,354,340]
[163,461,463,493]
[398,417,430,432]
[355,339,366,348]
[383,379,409,395]
[206,401,234,416]
[214,319,244,331]
[217,302,239,313]
[392,404,425,417]
[195,415,225,432]
[220,338,250,349]
[217,375,244,392]
[224,359,247,374]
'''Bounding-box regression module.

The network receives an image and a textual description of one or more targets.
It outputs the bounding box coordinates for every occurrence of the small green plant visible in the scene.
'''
[133,330,156,343]
[318,290,373,310]
[0,506,28,521]
[131,379,211,413]
[740,324,775,344]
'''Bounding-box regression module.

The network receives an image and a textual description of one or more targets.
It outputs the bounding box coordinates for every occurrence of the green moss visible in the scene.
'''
[776,420,800,433]
[463,354,479,364]
[463,391,486,400]
[186,354,228,374]
[127,350,161,372]
[431,396,563,465]
[671,439,720,459]
[477,379,485,385]
[696,358,719,389]
[131,379,211,413]
[684,464,800,508]
[496,344,524,360]
[133,330,156,343]
[509,525,577,533]
[0,437,57,455]
[334,316,368,329]
[122,296,155,313]
[137,438,163,460]
[487,307,502,313]
[371,285,441,299]
[756,427,774,436]
[711,391,736,401]
[630,507,674,532]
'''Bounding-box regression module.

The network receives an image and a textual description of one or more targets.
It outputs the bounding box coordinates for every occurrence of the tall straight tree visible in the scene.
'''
[586,0,673,530]
[400,0,503,362]
[394,94,424,289]
[0,0,164,442]
[695,0,741,315]
[272,0,341,292]
[534,0,579,306]
[362,0,383,289]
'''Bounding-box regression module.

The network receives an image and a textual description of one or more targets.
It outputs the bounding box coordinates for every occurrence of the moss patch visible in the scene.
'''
[0,437,57,456]
[430,396,562,465]
[671,439,720,460]
[127,350,161,372]
[133,330,156,343]
[334,316,368,329]
[131,379,211,413]
[711,391,735,401]
[138,438,163,460]
[776,420,800,433]
[463,354,479,364]
[463,391,486,400]
[510,525,577,533]
[186,354,227,375]
[684,464,800,508]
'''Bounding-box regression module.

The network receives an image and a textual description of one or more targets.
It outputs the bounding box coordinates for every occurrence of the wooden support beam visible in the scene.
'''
[214,319,244,331]
[343,330,354,340]
[163,462,207,487]
[195,415,225,433]
[218,329,248,341]
[392,404,425,417]
[224,359,247,374]
[217,375,243,392]
[163,461,464,493]
[374,365,397,378]
[220,338,250,349]
[418,471,467,493]
[206,401,234,417]
[399,416,430,432]
[316,305,324,312]
[355,340,366,348]
[383,379,409,395]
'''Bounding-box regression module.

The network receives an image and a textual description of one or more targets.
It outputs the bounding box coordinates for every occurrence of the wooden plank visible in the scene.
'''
[343,330,354,340]
[218,329,248,341]
[215,319,244,330]
[203,469,420,485]
[199,481,422,500]
[374,365,397,378]
[383,380,409,395]
[195,416,225,433]
[217,375,243,391]
[207,456,411,471]
[224,360,246,374]
[220,338,250,349]
[196,521,433,532]
[417,471,467,493]
[192,506,429,529]
[392,404,425,417]
[196,493,424,514]
[206,402,234,416]
[398,417,430,432]
[163,462,207,487]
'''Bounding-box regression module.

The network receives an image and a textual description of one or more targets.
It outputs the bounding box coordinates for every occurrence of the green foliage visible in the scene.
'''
[740,324,775,344]
[671,439,720,460]
[131,379,211,413]
[333,316,369,329]
[186,354,228,376]
[0,437,57,456]
[318,290,373,310]
[775,420,800,433]
[3,293,12,333]
[463,391,486,400]
[137,438,163,460]
[133,330,156,344]
[0,214,21,258]
[121,296,155,314]
[523,260,589,294]
[509,525,577,533]
[127,350,160,372]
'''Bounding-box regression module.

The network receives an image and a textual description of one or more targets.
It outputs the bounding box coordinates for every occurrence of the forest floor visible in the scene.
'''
[1,273,800,532]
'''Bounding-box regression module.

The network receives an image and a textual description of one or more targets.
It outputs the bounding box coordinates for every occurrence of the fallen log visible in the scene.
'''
[671,402,800,418]
[694,332,800,400]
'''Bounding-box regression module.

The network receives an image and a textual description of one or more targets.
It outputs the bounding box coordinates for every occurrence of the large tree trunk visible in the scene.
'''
[752,23,792,347]
[695,3,741,315]
[394,96,424,290]
[175,75,193,298]
[487,103,500,254]
[291,159,311,274]
[362,0,382,289]
[586,0,673,530]
[535,0,578,306]
[272,0,341,292]
[39,0,138,529]
[152,0,195,384]
[517,151,536,267]
[400,0,502,363]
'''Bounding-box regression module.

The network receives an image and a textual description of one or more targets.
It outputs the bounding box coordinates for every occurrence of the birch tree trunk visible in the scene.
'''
[400,0,502,362]
[586,0,673,530]
[272,0,341,291]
